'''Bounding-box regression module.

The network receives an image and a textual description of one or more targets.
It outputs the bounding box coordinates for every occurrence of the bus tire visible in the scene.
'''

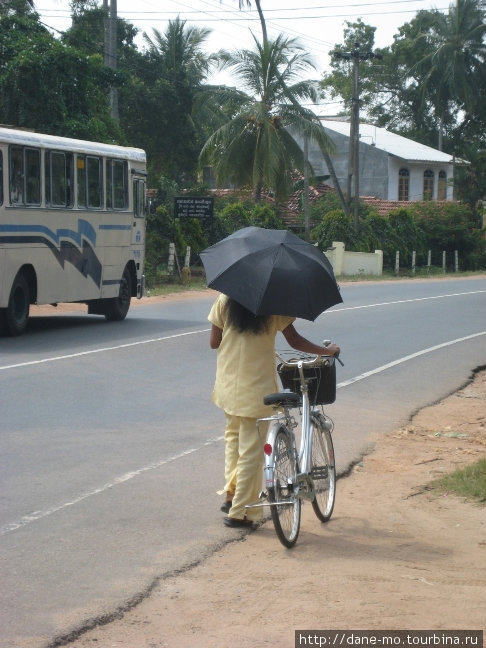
[103,267,132,321]
[5,272,30,336]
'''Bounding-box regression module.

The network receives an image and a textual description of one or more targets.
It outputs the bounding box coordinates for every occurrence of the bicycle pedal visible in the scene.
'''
[311,466,329,480]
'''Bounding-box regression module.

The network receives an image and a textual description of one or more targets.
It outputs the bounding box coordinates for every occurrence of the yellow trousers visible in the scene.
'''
[222,414,269,522]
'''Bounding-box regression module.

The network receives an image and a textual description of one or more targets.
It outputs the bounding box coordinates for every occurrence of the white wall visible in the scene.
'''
[325,242,383,277]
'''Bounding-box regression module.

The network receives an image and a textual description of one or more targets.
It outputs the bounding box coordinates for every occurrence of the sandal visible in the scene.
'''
[220,500,232,513]
[223,516,254,528]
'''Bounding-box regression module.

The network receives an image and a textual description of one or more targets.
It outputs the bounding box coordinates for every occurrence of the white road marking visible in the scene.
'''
[337,331,486,389]
[0,435,224,536]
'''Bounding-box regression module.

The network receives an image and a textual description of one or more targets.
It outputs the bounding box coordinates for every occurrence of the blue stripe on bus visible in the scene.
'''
[0,233,102,287]
[0,218,97,246]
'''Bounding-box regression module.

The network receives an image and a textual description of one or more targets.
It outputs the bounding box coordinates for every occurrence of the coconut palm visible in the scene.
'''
[199,34,335,202]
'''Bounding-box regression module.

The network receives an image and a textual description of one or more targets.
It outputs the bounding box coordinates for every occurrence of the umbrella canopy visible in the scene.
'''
[200,226,343,321]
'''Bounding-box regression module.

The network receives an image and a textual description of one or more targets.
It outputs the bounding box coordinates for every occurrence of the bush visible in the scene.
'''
[407,202,486,270]
[311,209,359,251]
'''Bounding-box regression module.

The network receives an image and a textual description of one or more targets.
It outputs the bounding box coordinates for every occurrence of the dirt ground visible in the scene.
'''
[59,362,485,648]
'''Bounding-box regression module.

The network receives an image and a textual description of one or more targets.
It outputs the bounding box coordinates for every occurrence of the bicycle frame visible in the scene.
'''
[256,359,323,506]
[246,352,337,517]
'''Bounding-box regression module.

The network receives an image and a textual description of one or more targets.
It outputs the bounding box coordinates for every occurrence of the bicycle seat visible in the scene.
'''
[263,391,301,408]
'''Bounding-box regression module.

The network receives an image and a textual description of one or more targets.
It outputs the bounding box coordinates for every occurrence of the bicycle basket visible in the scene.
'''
[277,357,336,405]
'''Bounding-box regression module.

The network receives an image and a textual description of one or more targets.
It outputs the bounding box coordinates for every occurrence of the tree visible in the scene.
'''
[120,17,221,182]
[0,2,120,139]
[200,33,335,203]
[320,19,380,113]
[410,0,486,150]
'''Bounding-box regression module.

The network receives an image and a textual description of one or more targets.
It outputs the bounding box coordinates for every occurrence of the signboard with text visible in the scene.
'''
[174,197,214,219]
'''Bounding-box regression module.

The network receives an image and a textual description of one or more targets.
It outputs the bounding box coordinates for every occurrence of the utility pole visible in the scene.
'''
[332,42,382,231]
[304,129,310,242]
[103,0,119,122]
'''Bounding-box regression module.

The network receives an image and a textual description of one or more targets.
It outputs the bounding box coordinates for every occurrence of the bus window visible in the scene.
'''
[46,151,73,207]
[77,156,86,207]
[9,146,41,206]
[87,156,101,208]
[0,151,3,205]
[9,146,24,204]
[133,178,146,218]
[106,159,128,209]
[25,148,41,205]
[77,155,102,209]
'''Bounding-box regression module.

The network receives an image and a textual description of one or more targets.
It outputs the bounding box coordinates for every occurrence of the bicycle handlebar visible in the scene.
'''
[276,348,344,368]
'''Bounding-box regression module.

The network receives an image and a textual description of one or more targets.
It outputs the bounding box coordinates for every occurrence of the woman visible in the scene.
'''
[208,294,340,528]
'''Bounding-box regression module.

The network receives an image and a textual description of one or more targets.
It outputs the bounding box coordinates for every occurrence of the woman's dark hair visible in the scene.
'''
[225,298,270,334]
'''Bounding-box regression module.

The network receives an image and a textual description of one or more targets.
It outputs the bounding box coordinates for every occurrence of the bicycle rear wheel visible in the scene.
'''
[310,416,336,522]
[268,428,301,548]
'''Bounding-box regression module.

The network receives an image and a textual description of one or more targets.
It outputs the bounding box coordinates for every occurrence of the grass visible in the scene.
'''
[427,458,486,504]
[145,277,209,297]
[145,269,485,294]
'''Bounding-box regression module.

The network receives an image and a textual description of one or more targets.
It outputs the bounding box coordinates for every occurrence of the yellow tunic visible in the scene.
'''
[208,294,295,418]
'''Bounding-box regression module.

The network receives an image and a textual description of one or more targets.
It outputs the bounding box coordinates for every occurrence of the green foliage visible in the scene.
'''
[311,209,359,251]
[249,204,284,229]
[0,8,122,140]
[407,202,486,269]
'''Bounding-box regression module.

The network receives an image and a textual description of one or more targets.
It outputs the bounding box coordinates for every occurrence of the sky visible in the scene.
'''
[35,0,450,115]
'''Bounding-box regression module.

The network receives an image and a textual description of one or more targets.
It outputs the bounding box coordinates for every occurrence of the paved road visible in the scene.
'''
[0,277,485,648]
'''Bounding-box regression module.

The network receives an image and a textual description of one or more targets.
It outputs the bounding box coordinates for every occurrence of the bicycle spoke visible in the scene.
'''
[311,417,336,522]
[268,429,301,548]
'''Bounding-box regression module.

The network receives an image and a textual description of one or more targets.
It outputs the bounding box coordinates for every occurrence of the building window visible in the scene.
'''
[438,170,447,200]
[423,169,434,200]
[398,168,409,201]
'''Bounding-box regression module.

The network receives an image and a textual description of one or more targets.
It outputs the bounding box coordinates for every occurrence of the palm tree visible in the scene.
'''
[143,17,215,86]
[412,0,486,149]
[199,34,335,203]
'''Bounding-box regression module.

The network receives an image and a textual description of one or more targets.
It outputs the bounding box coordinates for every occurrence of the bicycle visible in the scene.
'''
[246,347,339,548]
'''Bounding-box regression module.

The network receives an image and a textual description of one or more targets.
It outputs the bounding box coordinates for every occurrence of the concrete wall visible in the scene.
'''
[325,241,383,277]
[306,129,388,200]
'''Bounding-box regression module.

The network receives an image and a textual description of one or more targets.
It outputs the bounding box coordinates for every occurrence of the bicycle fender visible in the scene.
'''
[264,424,291,489]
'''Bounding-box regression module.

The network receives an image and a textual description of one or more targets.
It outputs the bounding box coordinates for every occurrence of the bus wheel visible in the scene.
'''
[5,272,30,336]
[104,267,132,321]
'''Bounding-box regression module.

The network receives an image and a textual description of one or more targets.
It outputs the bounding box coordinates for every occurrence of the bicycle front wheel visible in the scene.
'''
[268,428,301,548]
[311,416,336,522]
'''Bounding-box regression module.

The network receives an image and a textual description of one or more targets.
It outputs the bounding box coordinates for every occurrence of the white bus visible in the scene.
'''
[0,126,147,335]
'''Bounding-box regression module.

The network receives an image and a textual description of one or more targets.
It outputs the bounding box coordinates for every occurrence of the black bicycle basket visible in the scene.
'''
[277,357,336,405]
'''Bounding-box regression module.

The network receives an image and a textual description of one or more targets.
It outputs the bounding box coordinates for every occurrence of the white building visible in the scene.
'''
[304,119,455,202]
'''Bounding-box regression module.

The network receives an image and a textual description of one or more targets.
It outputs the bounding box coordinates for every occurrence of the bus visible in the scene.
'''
[0,126,147,336]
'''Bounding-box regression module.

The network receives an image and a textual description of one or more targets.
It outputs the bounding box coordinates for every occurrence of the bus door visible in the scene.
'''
[132,175,146,297]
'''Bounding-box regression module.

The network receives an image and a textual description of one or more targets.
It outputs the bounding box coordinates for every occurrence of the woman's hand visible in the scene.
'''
[324,343,340,357]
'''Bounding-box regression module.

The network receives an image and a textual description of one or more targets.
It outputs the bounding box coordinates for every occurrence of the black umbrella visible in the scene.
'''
[200,226,342,321]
